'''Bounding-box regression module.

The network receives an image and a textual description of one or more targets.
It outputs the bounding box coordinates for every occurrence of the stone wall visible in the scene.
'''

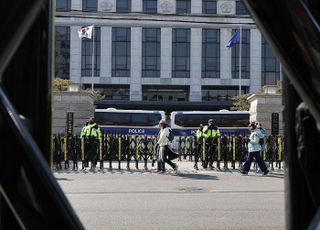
[247,85,284,135]
[52,91,95,135]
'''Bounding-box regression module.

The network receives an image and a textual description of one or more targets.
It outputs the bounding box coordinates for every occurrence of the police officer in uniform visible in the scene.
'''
[84,118,102,170]
[203,119,220,170]
[80,122,89,138]
[194,124,204,170]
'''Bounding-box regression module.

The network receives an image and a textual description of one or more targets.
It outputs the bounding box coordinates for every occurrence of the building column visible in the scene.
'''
[160,28,172,79]
[69,26,82,84]
[100,27,112,79]
[71,0,82,11]
[250,29,262,93]
[191,0,202,14]
[190,28,202,102]
[221,28,232,80]
[130,27,142,101]
[132,0,143,12]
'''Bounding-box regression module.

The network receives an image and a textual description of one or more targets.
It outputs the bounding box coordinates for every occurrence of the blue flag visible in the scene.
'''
[226,29,240,48]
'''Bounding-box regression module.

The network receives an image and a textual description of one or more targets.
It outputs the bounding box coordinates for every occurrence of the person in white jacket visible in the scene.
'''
[157,119,178,174]
[240,122,269,175]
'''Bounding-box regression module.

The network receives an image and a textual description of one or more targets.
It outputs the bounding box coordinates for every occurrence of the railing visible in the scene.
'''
[52,133,284,171]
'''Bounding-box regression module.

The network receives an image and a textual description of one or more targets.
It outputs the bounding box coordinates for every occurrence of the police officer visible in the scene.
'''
[194,124,204,170]
[203,119,220,170]
[80,122,89,138]
[83,118,102,170]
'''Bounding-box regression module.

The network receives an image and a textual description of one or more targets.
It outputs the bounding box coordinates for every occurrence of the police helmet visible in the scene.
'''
[208,119,215,124]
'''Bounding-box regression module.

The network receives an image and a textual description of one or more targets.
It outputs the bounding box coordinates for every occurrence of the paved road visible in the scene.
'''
[55,162,285,230]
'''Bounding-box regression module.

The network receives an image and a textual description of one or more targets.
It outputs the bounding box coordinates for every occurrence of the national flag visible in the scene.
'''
[78,25,93,39]
[226,29,240,48]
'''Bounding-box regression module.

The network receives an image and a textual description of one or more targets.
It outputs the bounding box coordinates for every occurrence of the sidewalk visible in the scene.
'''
[52,160,284,176]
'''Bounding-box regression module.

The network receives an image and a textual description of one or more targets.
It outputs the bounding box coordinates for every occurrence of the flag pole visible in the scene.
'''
[91,25,95,92]
[238,26,242,96]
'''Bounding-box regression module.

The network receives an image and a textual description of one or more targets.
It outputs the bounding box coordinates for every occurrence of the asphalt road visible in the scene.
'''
[55,161,285,230]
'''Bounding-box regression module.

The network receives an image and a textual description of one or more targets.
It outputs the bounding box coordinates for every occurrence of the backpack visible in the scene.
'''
[259,138,264,145]
[258,128,266,145]
[167,128,174,142]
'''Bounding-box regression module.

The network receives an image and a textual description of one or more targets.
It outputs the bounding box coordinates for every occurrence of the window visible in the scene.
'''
[112,28,131,77]
[117,0,131,13]
[95,112,162,126]
[101,85,130,100]
[82,0,97,12]
[56,0,71,11]
[202,0,217,14]
[231,29,250,79]
[174,113,249,127]
[143,0,157,13]
[262,38,280,86]
[202,86,249,101]
[142,86,189,101]
[55,26,70,79]
[81,27,100,77]
[202,29,220,78]
[176,0,191,14]
[236,0,249,15]
[142,28,161,78]
[172,29,190,78]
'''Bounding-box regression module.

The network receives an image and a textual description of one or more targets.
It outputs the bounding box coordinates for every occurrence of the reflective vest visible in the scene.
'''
[80,125,88,138]
[195,129,204,140]
[203,126,221,138]
[85,123,102,138]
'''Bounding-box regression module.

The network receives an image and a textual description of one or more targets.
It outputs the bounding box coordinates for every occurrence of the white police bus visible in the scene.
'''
[94,108,165,135]
[169,110,250,148]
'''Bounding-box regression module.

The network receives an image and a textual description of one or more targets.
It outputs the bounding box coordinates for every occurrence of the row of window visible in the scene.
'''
[88,85,249,102]
[55,27,280,85]
[57,0,248,15]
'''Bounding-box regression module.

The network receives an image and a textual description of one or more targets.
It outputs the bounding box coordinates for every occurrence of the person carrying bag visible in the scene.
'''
[157,119,179,174]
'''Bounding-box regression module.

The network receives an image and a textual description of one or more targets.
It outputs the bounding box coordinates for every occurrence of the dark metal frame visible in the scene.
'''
[244,0,320,229]
[0,1,83,229]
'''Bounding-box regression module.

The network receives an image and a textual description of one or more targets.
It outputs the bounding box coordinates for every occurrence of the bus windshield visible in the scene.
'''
[174,113,249,127]
[95,110,164,127]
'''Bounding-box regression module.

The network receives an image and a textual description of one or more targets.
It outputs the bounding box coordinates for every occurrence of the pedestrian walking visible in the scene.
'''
[240,122,269,175]
[255,121,267,172]
[157,119,179,174]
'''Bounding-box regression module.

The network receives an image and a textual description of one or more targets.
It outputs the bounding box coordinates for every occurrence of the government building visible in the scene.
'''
[55,0,281,111]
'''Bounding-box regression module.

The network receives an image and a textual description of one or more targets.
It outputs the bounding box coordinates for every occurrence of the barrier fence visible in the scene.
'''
[52,133,284,171]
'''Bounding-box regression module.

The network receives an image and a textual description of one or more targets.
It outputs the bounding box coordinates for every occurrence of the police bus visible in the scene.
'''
[169,110,250,148]
[94,108,165,135]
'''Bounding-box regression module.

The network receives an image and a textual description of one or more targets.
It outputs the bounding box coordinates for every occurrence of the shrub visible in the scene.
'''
[53,78,70,91]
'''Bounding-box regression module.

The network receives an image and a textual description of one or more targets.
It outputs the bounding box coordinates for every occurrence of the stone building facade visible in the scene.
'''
[52,90,95,134]
[248,85,283,135]
[55,0,281,110]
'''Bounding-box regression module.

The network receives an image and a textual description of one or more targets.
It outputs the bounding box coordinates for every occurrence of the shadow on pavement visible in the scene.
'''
[55,177,73,181]
[176,173,218,180]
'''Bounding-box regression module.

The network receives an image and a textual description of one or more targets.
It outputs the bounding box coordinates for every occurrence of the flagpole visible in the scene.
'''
[91,25,95,92]
[238,26,242,96]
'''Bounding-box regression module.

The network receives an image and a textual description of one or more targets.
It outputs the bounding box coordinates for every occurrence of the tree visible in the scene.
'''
[230,93,252,111]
